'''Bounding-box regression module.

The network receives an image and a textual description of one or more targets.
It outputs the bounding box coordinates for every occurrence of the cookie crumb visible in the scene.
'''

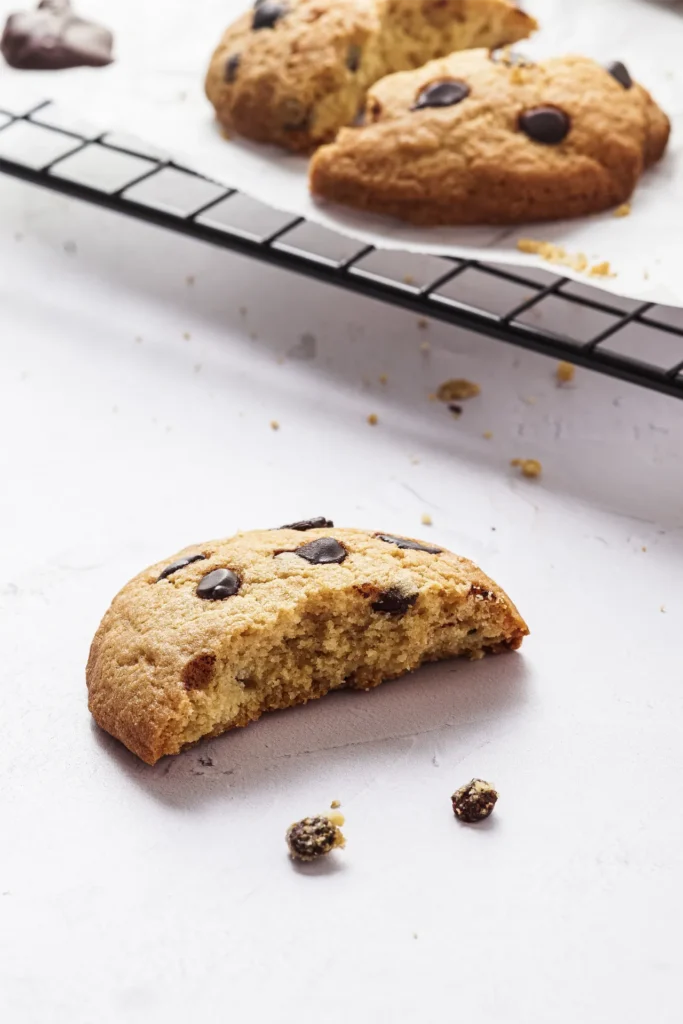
[436,379,481,402]
[614,203,631,218]
[511,457,542,478]
[449,404,462,419]
[556,361,575,384]
[367,413,379,426]
[182,331,191,341]
[378,374,388,385]
[286,815,345,862]
[589,261,614,278]
[330,800,341,809]
[270,420,280,431]
[517,238,589,274]
[403,274,415,285]
[418,318,429,330]
[641,546,647,553]
[452,779,498,823]
[327,810,345,827]
[419,340,431,353]
[421,513,432,526]
[482,430,493,440]
[660,605,666,613]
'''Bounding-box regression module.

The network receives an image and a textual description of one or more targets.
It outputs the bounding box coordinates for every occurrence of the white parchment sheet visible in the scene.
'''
[1,0,681,304]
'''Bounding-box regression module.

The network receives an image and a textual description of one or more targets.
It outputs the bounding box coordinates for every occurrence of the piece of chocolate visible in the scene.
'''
[371,588,418,615]
[451,779,498,823]
[225,53,240,83]
[376,534,443,555]
[606,60,632,90]
[519,106,570,145]
[157,554,207,581]
[1,0,114,71]
[252,1,288,31]
[279,517,334,531]
[413,80,470,111]
[196,568,241,600]
[295,537,347,565]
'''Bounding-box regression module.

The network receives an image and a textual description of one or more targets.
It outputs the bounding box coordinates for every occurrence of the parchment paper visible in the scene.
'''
[1,0,681,304]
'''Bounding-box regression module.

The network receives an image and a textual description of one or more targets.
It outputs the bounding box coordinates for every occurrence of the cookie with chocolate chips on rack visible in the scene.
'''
[310,48,670,224]
[87,522,528,763]
[205,0,537,151]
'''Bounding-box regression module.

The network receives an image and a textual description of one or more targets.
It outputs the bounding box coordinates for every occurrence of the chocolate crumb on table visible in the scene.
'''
[511,458,542,478]
[451,779,498,823]
[286,815,345,862]
[436,379,481,402]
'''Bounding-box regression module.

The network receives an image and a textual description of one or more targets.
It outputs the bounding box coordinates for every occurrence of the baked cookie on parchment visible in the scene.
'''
[87,521,528,764]
[205,0,537,151]
[309,49,670,224]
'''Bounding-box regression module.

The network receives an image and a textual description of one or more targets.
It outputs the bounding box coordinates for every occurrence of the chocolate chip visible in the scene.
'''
[470,585,496,601]
[197,568,241,600]
[1,0,114,70]
[252,1,287,31]
[519,106,570,145]
[346,44,361,72]
[606,60,632,90]
[376,534,442,555]
[371,588,418,615]
[157,554,206,581]
[225,53,240,83]
[279,517,334,531]
[295,537,347,565]
[413,80,470,111]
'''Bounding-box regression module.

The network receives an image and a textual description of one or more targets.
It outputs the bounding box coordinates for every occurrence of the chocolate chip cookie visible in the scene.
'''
[205,0,536,152]
[309,49,670,224]
[87,524,528,764]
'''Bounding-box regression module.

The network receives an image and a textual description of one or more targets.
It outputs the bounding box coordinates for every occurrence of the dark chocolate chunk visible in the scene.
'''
[376,533,442,555]
[286,815,343,861]
[295,537,347,565]
[606,60,632,90]
[279,517,334,531]
[371,588,418,616]
[225,53,240,83]
[346,44,361,72]
[252,1,288,31]
[157,554,207,581]
[196,568,241,600]
[519,106,570,145]
[413,80,470,111]
[451,779,498,823]
[1,0,114,70]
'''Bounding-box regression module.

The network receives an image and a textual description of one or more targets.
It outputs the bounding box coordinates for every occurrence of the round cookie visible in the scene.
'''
[205,0,537,151]
[309,49,671,224]
[87,524,528,764]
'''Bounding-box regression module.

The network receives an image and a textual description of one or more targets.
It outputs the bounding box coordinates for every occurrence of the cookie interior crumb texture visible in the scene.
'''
[436,379,481,402]
[451,778,499,822]
[86,527,528,764]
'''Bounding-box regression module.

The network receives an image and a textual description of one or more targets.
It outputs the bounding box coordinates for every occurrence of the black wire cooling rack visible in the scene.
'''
[1,95,682,400]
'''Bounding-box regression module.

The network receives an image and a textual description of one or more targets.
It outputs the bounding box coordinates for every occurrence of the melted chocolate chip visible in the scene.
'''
[295,537,347,565]
[346,44,361,72]
[376,534,442,555]
[252,1,288,31]
[519,106,570,145]
[279,517,334,531]
[413,80,470,111]
[157,554,207,581]
[1,0,114,70]
[225,53,240,83]
[606,60,632,90]
[371,588,418,615]
[197,568,241,600]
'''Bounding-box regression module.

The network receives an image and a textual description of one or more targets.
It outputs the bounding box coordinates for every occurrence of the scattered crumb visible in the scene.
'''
[660,605,666,613]
[193,363,202,373]
[367,413,379,426]
[589,261,614,278]
[327,810,345,827]
[330,800,341,809]
[556,361,575,384]
[643,270,650,281]
[449,404,463,419]
[276,356,285,365]
[419,340,431,353]
[483,430,493,440]
[182,331,191,341]
[521,396,536,406]
[436,378,481,402]
[511,457,542,478]
[421,513,433,526]
[186,274,195,286]
[452,779,498,823]
[378,373,388,385]
[517,237,589,273]
[270,420,280,431]
[286,815,345,862]
[614,203,631,218]
[288,331,317,361]
[410,456,420,465]
[427,393,437,402]
[417,318,429,330]
[403,274,415,285]
[641,546,647,553]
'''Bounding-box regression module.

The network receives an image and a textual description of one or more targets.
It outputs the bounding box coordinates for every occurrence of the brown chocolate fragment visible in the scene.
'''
[1,0,114,70]
[286,815,345,862]
[451,779,498,823]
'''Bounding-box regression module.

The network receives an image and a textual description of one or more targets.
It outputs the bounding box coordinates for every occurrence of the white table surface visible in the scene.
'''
[1,168,682,1024]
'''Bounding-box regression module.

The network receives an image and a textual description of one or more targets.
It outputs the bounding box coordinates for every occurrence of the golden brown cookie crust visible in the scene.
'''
[309,50,670,225]
[87,527,528,764]
[205,0,536,151]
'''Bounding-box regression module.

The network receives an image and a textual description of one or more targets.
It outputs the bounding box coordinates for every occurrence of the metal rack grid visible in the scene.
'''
[1,96,682,400]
